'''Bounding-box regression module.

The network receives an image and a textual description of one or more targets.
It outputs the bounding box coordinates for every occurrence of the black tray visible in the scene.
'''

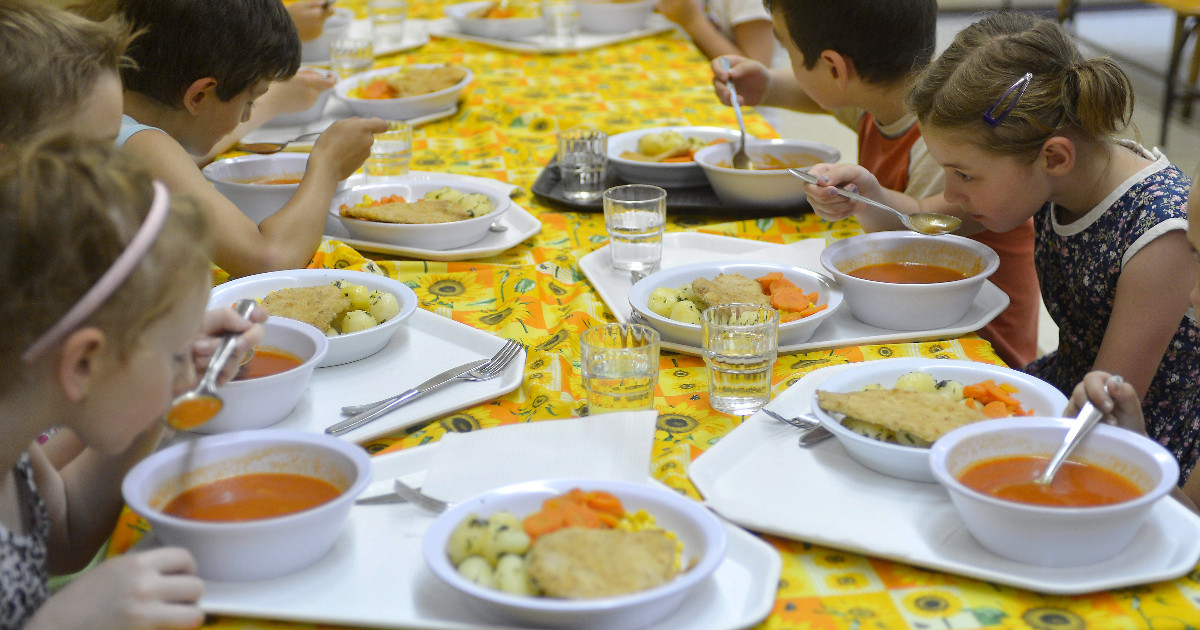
[531,163,810,217]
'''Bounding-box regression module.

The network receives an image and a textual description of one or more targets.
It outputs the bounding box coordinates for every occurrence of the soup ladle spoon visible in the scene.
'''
[163,299,259,431]
[1033,401,1106,486]
[788,168,963,236]
[238,132,323,155]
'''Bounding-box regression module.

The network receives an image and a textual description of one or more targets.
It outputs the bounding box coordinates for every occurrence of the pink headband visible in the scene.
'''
[22,180,172,363]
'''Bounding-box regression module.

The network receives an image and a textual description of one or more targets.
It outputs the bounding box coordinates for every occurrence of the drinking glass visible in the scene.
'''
[603,184,666,272]
[364,120,412,181]
[542,0,580,47]
[368,0,408,47]
[702,303,778,415]
[329,38,374,79]
[556,128,607,202]
[580,323,660,413]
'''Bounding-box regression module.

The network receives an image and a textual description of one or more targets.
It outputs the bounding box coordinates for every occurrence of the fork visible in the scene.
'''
[339,339,524,415]
[760,408,819,430]
[392,478,450,513]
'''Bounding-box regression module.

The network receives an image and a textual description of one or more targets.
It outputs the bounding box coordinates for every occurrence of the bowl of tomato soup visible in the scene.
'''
[930,417,1179,567]
[122,430,370,581]
[820,232,999,331]
[202,153,351,224]
[694,138,840,209]
[190,317,328,434]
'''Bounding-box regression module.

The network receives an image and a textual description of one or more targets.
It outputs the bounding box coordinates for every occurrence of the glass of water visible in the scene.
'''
[702,303,778,415]
[557,128,607,201]
[368,0,407,47]
[365,120,412,181]
[329,38,374,79]
[542,0,580,47]
[603,184,666,272]
[580,323,660,414]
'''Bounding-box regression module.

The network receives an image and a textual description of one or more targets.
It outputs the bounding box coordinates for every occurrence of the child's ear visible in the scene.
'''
[1040,136,1076,176]
[182,77,220,115]
[819,49,854,88]
[56,327,107,402]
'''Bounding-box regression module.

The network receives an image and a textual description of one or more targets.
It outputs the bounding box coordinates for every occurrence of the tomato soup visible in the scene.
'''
[957,455,1143,507]
[238,174,302,185]
[163,473,341,522]
[235,347,303,381]
[847,262,969,284]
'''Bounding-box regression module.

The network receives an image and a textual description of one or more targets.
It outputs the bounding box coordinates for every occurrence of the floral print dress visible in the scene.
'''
[1,453,49,629]
[1027,142,1200,480]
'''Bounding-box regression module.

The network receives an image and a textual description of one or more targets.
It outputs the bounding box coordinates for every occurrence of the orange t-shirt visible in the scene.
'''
[857,112,1040,368]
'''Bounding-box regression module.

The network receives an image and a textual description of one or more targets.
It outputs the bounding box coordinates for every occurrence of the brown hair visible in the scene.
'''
[0,0,136,145]
[0,133,211,384]
[906,12,1134,158]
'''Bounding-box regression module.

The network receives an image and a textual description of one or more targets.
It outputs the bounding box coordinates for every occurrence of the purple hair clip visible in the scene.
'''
[982,72,1033,127]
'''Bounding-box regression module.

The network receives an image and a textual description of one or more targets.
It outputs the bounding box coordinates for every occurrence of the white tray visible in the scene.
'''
[321,171,543,260]
[214,308,525,443]
[427,14,675,53]
[579,232,1009,356]
[690,363,1200,595]
[252,103,457,141]
[182,444,780,630]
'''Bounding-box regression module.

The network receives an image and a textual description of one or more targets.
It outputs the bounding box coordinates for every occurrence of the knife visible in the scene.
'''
[325,359,489,435]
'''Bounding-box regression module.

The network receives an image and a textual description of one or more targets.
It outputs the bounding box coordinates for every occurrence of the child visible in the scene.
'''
[0,133,264,629]
[111,0,387,278]
[0,0,132,146]
[657,0,781,69]
[713,0,1041,369]
[903,12,1200,486]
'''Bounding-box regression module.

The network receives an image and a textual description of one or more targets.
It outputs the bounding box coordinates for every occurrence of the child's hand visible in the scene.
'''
[187,305,269,389]
[309,117,390,182]
[287,0,335,41]
[270,68,337,116]
[803,163,880,222]
[656,0,703,28]
[1065,372,1147,435]
[30,548,204,630]
[711,55,769,107]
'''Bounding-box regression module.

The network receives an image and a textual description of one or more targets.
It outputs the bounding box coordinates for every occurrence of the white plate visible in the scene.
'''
[235,307,525,443]
[427,13,674,53]
[607,126,746,188]
[304,18,432,66]
[170,444,780,630]
[689,363,1200,595]
[580,232,1009,356]
[322,171,542,260]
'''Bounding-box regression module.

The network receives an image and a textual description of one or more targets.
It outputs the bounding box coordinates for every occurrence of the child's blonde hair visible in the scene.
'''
[0,0,136,145]
[0,133,211,387]
[906,12,1134,158]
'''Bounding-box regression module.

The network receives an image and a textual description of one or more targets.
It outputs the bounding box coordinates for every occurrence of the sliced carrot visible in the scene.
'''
[779,311,804,323]
[962,383,988,400]
[661,154,695,163]
[768,278,798,295]
[982,400,1010,418]
[597,512,620,528]
[985,382,1020,407]
[523,509,565,541]
[584,491,625,518]
[771,287,810,312]
[795,304,828,318]
[756,272,784,292]
[963,398,978,409]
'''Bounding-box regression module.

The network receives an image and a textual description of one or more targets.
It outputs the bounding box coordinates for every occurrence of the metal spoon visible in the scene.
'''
[238,132,323,155]
[720,58,753,170]
[788,168,963,236]
[163,299,258,431]
[1034,401,1105,486]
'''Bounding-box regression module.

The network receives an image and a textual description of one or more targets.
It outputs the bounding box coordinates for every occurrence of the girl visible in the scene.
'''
[807,12,1200,486]
[1,133,262,629]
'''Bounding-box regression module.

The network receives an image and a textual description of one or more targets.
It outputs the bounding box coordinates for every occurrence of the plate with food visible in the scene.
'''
[428,11,676,53]
[443,0,545,39]
[330,178,510,250]
[607,127,744,188]
[334,64,472,120]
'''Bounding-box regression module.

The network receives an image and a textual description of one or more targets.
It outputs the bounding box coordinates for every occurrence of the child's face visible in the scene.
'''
[1188,187,1200,313]
[922,125,1051,233]
[191,79,271,155]
[68,72,124,143]
[771,8,839,110]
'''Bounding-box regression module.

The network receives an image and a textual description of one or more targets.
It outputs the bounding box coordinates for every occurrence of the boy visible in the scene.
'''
[113,0,386,278]
[714,0,1039,369]
[0,0,132,146]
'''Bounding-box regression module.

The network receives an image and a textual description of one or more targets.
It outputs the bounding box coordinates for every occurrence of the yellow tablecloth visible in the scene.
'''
[110,6,1200,628]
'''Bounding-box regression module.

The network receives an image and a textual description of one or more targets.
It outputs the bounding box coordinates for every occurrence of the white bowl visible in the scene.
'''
[202,153,351,225]
[444,1,545,39]
[607,126,745,188]
[820,232,1000,331]
[578,0,656,33]
[208,268,418,367]
[422,478,726,630]
[333,64,473,120]
[693,139,840,209]
[191,318,327,434]
[331,179,511,250]
[121,430,370,581]
[931,417,1179,567]
[810,358,1070,482]
[266,78,332,127]
[300,7,355,63]
[628,261,842,348]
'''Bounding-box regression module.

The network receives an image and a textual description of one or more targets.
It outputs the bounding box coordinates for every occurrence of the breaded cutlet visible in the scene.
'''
[340,199,471,224]
[260,285,350,331]
[691,273,769,307]
[815,389,988,442]
[526,527,678,599]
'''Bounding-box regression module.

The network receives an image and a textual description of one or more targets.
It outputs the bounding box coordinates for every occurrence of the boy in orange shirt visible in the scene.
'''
[714,0,1039,368]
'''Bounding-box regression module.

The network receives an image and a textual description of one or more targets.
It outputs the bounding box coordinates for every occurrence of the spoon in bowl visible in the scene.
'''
[788,168,963,236]
[1033,401,1106,486]
[719,58,753,170]
[238,132,323,155]
[163,299,259,431]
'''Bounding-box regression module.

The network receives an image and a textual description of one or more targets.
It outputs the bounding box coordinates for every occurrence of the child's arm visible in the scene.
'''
[287,0,336,41]
[122,116,387,277]
[658,0,774,67]
[711,56,823,113]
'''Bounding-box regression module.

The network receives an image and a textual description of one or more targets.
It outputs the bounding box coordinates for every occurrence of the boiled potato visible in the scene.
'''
[457,555,495,588]
[368,290,400,323]
[481,516,531,564]
[895,371,937,393]
[669,300,702,324]
[843,417,894,442]
[935,379,965,400]
[447,515,490,565]
[338,309,378,333]
[637,130,686,157]
[494,554,538,595]
[332,280,372,311]
[648,287,680,317]
[325,327,338,337]
[678,283,702,304]
[895,430,933,447]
